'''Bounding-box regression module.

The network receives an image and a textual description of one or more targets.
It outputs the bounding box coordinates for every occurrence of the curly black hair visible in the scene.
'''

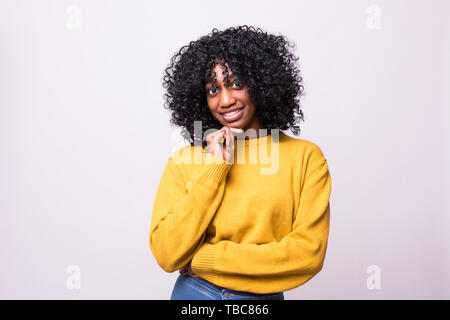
[162,25,305,148]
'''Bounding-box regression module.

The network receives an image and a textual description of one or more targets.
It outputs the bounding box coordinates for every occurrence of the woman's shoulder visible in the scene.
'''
[168,144,205,166]
[279,132,327,160]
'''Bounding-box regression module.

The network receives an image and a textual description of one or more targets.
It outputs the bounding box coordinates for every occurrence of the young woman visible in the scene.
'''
[149,25,332,300]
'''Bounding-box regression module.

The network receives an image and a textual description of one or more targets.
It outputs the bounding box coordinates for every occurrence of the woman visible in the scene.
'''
[149,25,332,300]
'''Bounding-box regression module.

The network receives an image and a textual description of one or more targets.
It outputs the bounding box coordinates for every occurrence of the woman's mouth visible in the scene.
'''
[222,106,245,122]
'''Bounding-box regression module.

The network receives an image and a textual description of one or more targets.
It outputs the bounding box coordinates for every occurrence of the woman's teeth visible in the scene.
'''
[222,107,244,121]
[224,109,241,116]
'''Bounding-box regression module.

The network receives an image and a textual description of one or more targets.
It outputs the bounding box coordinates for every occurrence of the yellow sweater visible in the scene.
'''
[149,131,332,294]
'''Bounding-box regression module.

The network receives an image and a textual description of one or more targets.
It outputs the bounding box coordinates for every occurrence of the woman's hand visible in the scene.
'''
[179,261,195,276]
[204,126,243,162]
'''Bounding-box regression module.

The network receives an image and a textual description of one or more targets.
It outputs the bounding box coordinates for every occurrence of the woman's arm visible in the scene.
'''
[191,146,332,292]
[149,149,232,273]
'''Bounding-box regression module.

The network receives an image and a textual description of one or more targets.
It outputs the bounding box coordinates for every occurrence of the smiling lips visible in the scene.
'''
[222,106,245,122]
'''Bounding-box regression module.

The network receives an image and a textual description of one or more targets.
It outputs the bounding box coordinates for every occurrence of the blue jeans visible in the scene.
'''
[170,275,285,300]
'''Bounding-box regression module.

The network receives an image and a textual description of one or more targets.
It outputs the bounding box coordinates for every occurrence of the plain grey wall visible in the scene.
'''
[1,0,449,299]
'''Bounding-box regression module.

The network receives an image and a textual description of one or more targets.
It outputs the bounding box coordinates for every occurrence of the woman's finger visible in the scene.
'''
[229,128,244,133]
[224,128,234,162]
[216,128,226,144]
[206,129,222,144]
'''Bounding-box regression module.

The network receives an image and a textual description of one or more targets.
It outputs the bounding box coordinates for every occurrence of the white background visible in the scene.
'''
[1,0,449,299]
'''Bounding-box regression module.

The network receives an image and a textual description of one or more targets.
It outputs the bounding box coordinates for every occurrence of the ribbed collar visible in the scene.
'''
[234,130,282,146]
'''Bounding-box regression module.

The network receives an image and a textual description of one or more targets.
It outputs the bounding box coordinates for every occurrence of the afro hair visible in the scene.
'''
[162,25,305,148]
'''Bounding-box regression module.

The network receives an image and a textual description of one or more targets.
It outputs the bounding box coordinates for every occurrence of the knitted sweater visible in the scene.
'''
[149,130,332,294]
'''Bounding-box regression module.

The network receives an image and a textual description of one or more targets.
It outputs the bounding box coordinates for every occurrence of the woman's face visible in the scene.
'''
[205,63,262,132]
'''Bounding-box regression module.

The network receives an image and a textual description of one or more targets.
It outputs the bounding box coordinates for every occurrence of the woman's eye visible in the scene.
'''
[207,82,241,95]
[232,81,242,88]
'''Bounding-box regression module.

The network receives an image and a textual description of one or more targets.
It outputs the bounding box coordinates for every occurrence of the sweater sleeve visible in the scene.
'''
[149,149,233,273]
[191,144,332,293]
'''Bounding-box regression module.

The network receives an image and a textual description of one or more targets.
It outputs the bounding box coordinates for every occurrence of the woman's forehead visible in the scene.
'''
[206,64,236,84]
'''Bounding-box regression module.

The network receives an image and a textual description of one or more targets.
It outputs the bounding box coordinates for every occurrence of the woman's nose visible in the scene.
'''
[220,88,236,106]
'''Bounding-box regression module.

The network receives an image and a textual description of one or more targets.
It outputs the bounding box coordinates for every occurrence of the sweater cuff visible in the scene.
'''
[198,152,233,184]
[191,243,217,283]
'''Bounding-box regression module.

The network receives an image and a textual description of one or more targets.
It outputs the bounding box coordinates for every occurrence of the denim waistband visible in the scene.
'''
[188,275,284,297]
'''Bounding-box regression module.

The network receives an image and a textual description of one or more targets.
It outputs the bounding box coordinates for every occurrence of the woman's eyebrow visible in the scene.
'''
[205,75,238,87]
